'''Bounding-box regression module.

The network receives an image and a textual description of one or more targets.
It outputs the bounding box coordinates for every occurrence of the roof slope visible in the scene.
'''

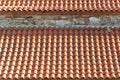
[0,0,120,11]
[0,27,120,79]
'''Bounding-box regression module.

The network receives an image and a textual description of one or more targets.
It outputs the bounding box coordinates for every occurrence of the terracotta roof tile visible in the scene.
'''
[0,27,120,79]
[0,0,120,11]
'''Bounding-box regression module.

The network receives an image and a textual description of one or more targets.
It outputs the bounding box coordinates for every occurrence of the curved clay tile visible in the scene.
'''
[0,0,119,11]
[0,27,120,79]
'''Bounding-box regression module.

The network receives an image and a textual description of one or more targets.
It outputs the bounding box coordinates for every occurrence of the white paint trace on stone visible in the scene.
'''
[89,17,100,25]
[0,15,120,27]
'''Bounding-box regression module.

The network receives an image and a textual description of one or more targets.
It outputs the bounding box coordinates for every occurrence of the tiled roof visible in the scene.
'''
[0,0,120,11]
[0,27,120,79]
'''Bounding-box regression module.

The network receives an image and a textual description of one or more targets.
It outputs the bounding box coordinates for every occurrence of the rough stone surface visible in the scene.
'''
[0,15,120,27]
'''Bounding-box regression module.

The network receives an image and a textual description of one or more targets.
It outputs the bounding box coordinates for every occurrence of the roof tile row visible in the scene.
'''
[0,27,120,79]
[0,0,120,11]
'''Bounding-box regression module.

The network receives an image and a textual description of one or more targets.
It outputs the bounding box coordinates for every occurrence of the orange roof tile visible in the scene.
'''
[0,27,120,79]
[0,0,120,11]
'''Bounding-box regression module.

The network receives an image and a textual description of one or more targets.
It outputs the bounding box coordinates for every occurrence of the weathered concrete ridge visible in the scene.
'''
[0,15,120,27]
